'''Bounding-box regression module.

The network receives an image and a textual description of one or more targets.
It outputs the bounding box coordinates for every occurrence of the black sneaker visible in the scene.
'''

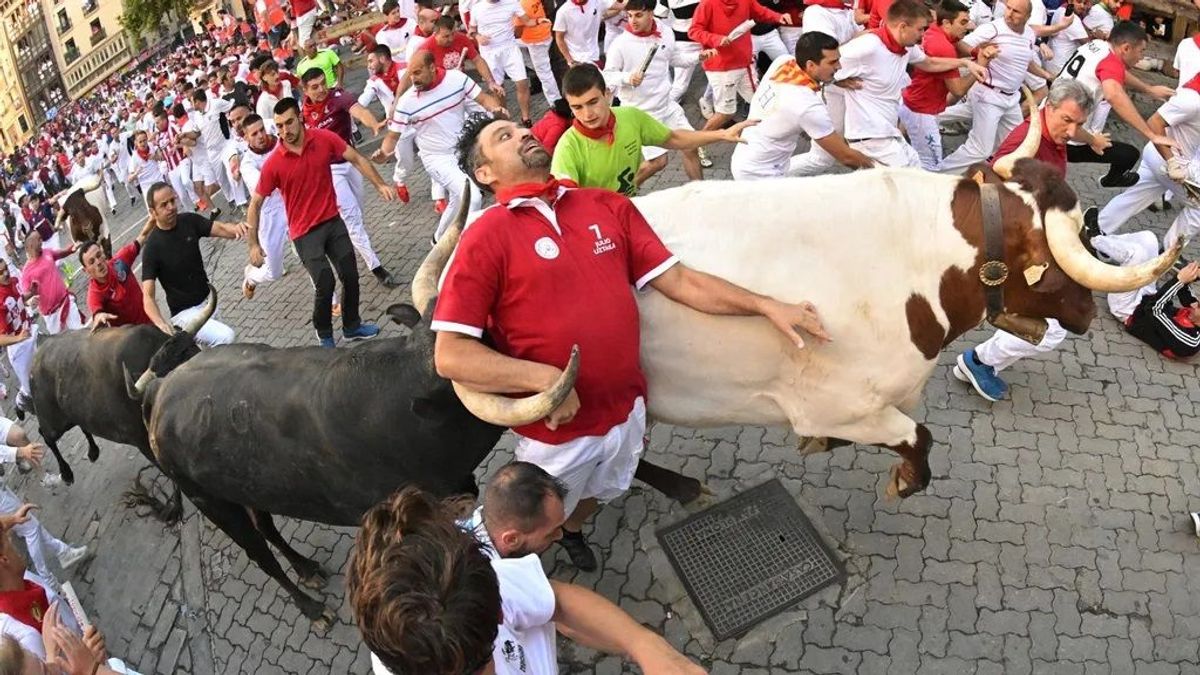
[372,266,401,288]
[558,529,597,571]
[1082,206,1101,240]
[1099,172,1139,189]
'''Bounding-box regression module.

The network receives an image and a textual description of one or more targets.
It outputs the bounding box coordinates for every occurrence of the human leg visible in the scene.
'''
[330,163,382,271]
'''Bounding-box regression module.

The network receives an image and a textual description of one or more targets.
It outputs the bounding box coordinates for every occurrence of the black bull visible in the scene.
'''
[137,304,703,628]
[27,292,216,520]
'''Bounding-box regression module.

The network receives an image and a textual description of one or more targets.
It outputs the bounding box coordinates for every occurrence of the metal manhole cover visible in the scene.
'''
[656,478,844,640]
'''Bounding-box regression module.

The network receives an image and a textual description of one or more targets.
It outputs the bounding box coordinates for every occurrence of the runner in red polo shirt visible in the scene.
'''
[898,0,982,171]
[249,97,398,348]
[84,218,156,329]
[433,116,830,570]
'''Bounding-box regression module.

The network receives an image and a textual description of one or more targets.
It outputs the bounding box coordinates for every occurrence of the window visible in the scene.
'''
[55,7,69,33]
[64,37,78,62]
[17,115,27,133]
[89,17,104,44]
[81,0,96,13]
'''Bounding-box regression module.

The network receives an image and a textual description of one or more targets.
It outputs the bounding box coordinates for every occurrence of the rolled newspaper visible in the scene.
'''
[726,19,756,42]
[636,45,661,78]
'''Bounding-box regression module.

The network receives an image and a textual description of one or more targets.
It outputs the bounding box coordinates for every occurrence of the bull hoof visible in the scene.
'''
[798,436,830,456]
[885,463,931,500]
[300,566,331,590]
[310,607,337,633]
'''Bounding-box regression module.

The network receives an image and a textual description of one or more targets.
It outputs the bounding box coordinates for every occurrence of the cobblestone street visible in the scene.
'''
[9,60,1200,674]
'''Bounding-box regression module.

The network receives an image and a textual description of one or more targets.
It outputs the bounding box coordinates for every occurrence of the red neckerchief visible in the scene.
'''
[135,146,151,161]
[419,67,447,92]
[302,95,329,126]
[386,17,408,29]
[629,23,661,37]
[377,62,402,92]
[262,78,284,96]
[1186,71,1200,94]
[496,177,579,206]
[1175,306,1196,329]
[571,0,587,13]
[572,112,616,145]
[414,26,431,38]
[0,581,49,633]
[874,26,906,55]
[1194,33,1200,50]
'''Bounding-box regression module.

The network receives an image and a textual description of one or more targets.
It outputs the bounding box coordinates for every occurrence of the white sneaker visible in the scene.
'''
[1191,512,1200,537]
[697,147,713,168]
[57,545,87,570]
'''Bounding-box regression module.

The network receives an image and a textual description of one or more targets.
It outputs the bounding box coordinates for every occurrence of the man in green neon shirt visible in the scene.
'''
[550,64,751,196]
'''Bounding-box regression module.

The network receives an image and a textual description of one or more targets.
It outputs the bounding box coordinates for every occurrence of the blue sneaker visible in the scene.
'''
[343,323,381,340]
[953,349,1008,402]
[318,336,336,349]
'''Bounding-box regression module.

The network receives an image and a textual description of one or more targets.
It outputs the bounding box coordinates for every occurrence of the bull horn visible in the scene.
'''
[123,365,155,399]
[451,345,580,427]
[1044,208,1182,292]
[992,88,1041,180]
[181,285,218,337]
[411,180,470,316]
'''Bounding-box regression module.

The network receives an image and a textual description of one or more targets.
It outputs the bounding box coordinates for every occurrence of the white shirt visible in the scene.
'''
[553,0,606,64]
[604,23,697,116]
[256,80,295,124]
[67,156,102,185]
[1081,4,1113,38]
[472,0,525,52]
[1054,39,1120,135]
[376,22,416,65]
[127,149,165,188]
[389,70,483,155]
[1174,36,1200,86]
[836,32,927,140]
[961,19,1036,93]
[358,74,397,113]
[1159,87,1200,161]
[1047,6,1088,72]
[240,142,285,216]
[192,97,234,157]
[969,0,994,25]
[732,55,835,178]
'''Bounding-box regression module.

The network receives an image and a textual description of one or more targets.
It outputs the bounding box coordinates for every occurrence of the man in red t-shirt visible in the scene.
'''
[416,15,502,93]
[250,97,398,348]
[433,116,830,570]
[85,218,156,329]
[898,0,983,170]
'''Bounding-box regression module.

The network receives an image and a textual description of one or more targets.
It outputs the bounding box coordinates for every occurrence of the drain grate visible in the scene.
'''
[656,478,844,640]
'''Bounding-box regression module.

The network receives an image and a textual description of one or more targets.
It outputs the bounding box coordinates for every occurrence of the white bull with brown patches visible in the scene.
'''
[428,114,1180,499]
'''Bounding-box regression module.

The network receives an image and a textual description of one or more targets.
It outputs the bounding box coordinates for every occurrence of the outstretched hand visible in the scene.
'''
[762,300,831,349]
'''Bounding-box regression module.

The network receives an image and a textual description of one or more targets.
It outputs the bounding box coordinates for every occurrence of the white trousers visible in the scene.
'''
[669,41,702,103]
[244,202,289,288]
[99,168,117,207]
[104,166,133,200]
[520,39,560,106]
[296,7,318,46]
[1094,230,1161,321]
[0,486,70,584]
[167,164,195,212]
[851,137,921,168]
[170,303,234,347]
[421,152,481,242]
[223,161,248,207]
[6,327,35,397]
[1097,145,1200,248]
[938,85,1023,174]
[975,319,1067,372]
[41,295,85,335]
[331,162,382,271]
[779,26,802,54]
[392,133,447,200]
[752,31,789,62]
[788,143,837,176]
[898,101,944,171]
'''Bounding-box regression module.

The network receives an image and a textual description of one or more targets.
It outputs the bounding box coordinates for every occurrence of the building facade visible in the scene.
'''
[43,0,135,100]
[0,0,68,148]
[0,25,30,153]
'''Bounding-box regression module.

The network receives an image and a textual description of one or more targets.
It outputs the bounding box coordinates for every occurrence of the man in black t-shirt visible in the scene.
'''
[141,182,247,346]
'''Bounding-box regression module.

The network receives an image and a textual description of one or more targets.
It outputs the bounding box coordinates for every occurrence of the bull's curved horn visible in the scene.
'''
[123,365,155,400]
[451,345,580,427]
[1045,208,1182,292]
[411,180,470,316]
[992,88,1041,180]
[181,285,218,337]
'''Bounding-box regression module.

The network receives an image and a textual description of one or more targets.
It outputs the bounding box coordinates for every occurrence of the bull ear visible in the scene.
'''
[386,303,422,328]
